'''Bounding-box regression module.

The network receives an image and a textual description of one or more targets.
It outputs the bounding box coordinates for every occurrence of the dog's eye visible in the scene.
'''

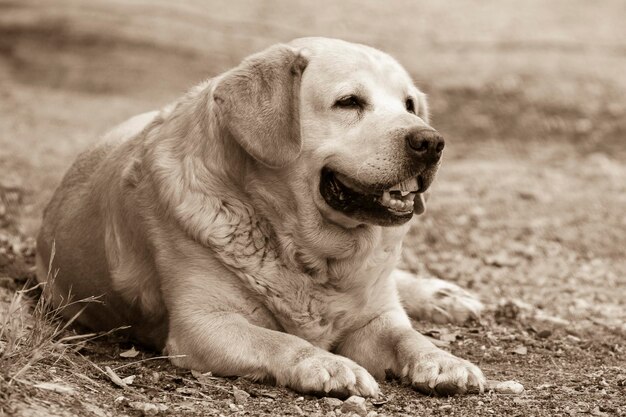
[405,98,416,114]
[334,95,363,109]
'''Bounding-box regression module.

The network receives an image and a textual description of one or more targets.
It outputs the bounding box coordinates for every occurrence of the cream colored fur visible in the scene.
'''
[37,37,484,397]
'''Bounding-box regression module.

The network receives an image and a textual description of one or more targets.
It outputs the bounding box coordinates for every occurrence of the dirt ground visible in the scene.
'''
[1,1,625,416]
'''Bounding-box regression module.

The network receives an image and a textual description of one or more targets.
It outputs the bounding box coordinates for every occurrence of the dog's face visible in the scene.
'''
[294,39,443,227]
[215,38,444,228]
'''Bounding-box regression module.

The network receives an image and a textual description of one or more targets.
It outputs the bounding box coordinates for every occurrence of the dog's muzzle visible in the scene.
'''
[318,127,443,227]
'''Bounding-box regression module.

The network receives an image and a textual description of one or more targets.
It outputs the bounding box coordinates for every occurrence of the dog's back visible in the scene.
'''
[36,111,167,348]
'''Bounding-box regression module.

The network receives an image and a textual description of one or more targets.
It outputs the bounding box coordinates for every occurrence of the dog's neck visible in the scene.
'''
[245,168,410,285]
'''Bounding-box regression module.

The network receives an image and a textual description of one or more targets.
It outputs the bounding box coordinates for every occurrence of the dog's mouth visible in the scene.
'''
[319,168,427,226]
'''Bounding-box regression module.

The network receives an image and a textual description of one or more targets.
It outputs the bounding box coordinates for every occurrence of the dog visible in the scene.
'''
[37,37,485,397]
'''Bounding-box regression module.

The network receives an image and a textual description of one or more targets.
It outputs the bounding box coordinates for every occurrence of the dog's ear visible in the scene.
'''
[213,44,309,169]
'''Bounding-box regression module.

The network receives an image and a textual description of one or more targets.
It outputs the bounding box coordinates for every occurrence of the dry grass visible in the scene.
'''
[0,247,95,405]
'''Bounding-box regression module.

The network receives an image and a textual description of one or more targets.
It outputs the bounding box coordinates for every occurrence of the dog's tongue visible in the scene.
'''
[413,193,426,215]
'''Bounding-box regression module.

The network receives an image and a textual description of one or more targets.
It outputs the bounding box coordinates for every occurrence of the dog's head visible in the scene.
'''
[214,38,443,228]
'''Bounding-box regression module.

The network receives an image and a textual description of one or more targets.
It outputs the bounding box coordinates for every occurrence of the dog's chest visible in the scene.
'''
[270,230,405,349]
[209,203,408,348]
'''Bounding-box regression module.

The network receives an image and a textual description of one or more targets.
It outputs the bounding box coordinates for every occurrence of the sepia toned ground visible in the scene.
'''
[1,1,625,416]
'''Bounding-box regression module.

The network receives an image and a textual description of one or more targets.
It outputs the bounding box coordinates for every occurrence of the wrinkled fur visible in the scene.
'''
[37,38,485,397]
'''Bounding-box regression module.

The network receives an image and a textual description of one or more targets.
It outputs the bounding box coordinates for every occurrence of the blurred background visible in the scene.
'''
[0,0,624,324]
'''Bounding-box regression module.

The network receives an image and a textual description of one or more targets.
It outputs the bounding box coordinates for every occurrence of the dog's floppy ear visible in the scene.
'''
[213,44,309,168]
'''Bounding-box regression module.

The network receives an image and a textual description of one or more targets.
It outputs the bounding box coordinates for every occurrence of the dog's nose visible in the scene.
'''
[406,128,445,161]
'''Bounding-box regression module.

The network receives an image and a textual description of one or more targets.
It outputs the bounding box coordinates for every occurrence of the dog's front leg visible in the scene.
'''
[336,308,485,396]
[166,310,379,397]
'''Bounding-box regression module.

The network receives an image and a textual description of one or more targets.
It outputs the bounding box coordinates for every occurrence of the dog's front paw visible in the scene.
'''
[399,347,485,396]
[396,271,483,324]
[280,349,380,398]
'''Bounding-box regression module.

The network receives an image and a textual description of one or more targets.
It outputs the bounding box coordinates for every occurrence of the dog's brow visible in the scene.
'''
[334,82,367,99]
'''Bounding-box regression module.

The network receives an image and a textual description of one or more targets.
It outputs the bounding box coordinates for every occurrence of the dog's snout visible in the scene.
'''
[406,128,445,160]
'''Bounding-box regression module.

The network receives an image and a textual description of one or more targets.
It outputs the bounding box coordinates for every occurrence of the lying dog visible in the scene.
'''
[37,37,484,397]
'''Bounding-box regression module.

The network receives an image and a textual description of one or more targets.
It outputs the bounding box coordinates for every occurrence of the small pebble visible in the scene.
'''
[323,397,343,408]
[233,386,250,404]
[537,329,552,338]
[341,396,367,416]
[566,335,582,343]
[487,380,524,394]
[128,401,168,416]
[511,345,528,355]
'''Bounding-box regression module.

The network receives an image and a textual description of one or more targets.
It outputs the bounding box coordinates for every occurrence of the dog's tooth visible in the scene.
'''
[399,200,413,212]
[382,191,391,205]
[390,177,419,192]
[400,190,410,197]
[400,177,419,192]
